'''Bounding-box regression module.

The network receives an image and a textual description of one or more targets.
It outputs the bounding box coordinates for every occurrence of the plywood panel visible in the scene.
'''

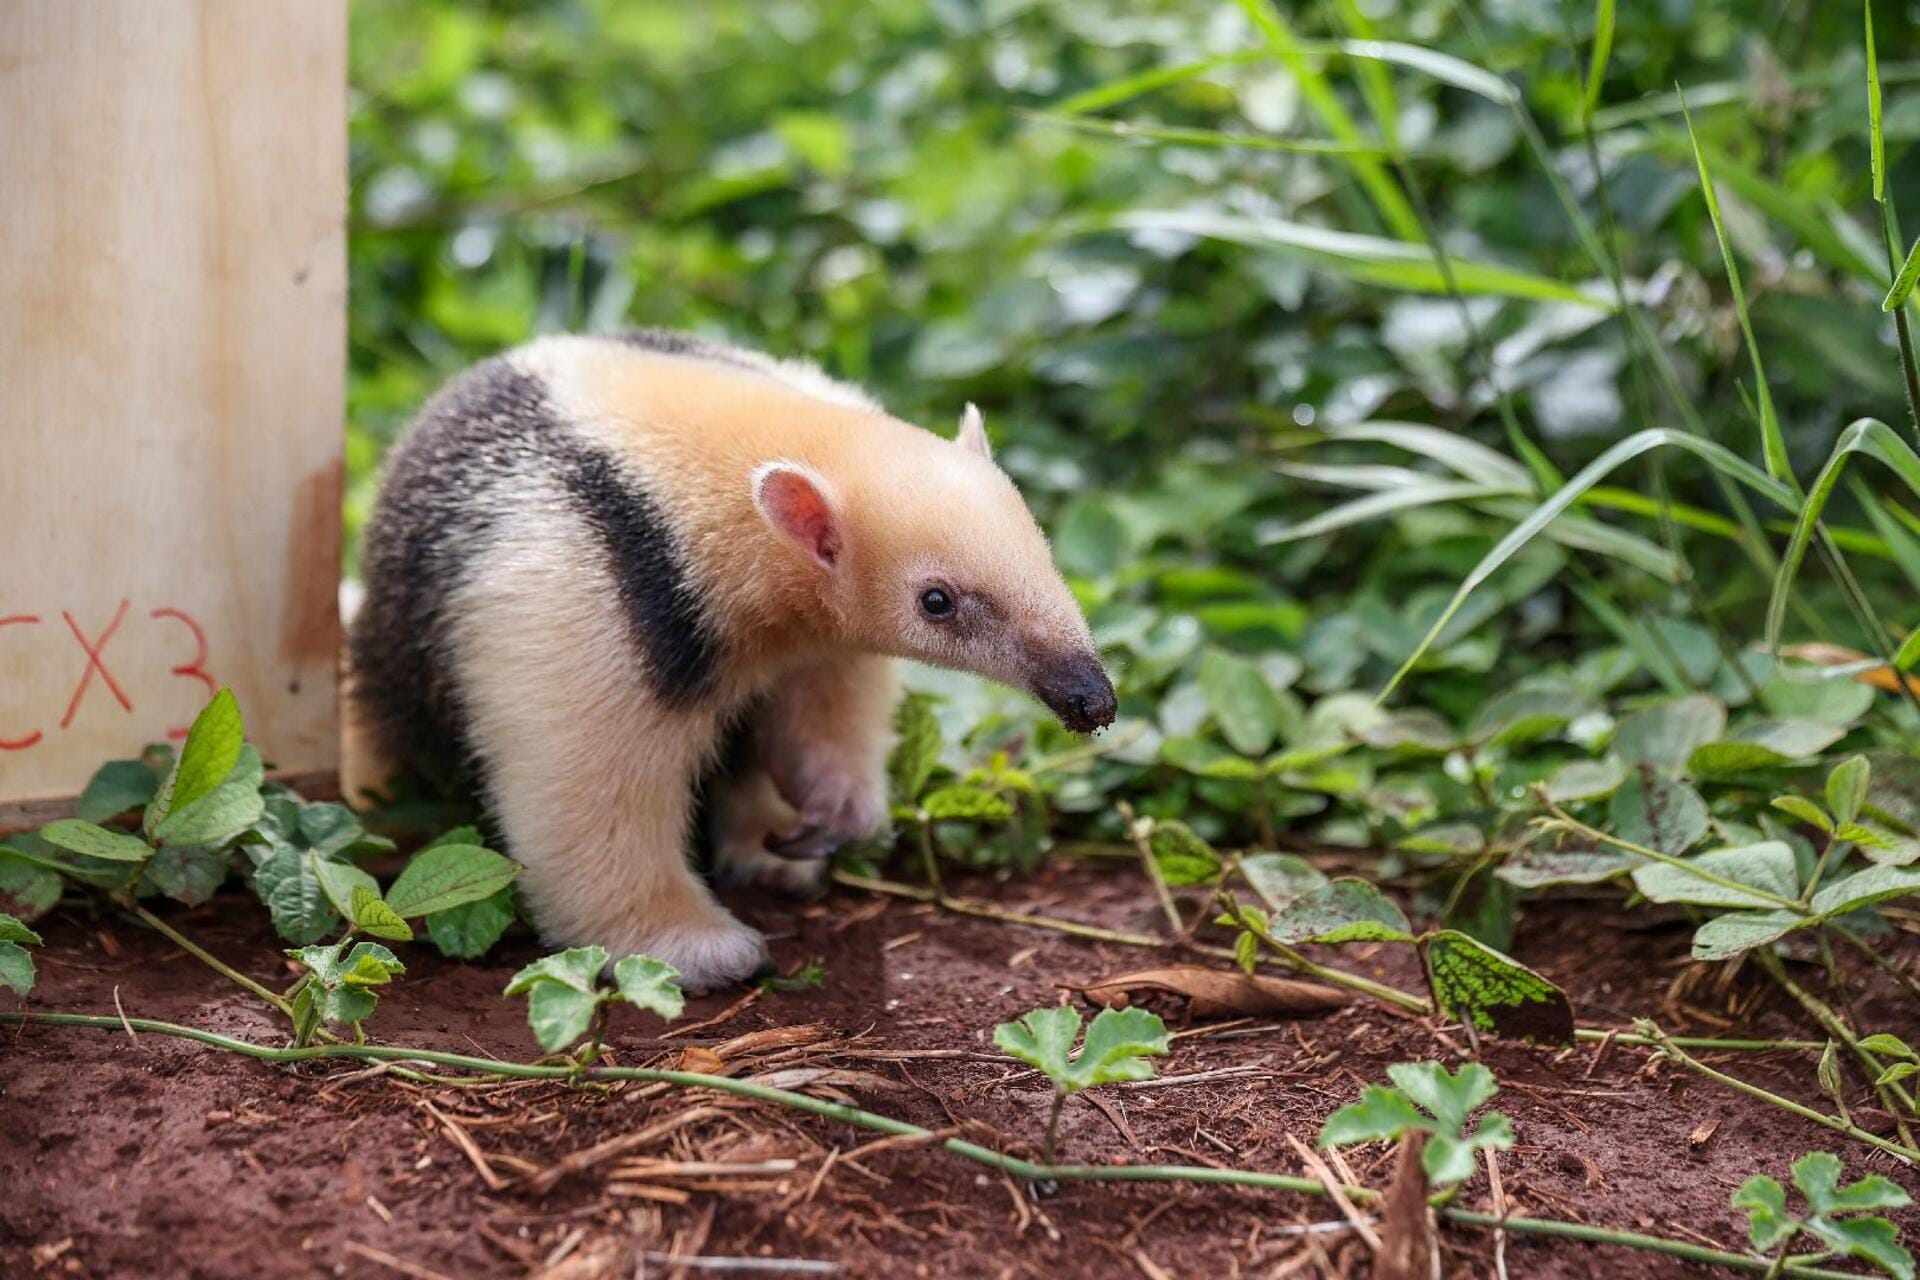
[0,1,345,810]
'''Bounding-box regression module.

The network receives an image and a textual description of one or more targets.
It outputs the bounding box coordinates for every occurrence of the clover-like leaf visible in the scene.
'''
[1631,842,1799,910]
[288,940,404,1039]
[1795,1152,1912,1216]
[151,745,265,848]
[1611,768,1708,854]
[1733,1175,1798,1252]
[163,688,245,820]
[39,819,152,864]
[1147,820,1222,887]
[612,954,685,1021]
[1828,756,1873,829]
[426,889,517,960]
[77,759,164,823]
[349,885,414,942]
[921,785,1015,822]
[507,946,613,1052]
[1265,878,1413,945]
[993,1005,1169,1094]
[1320,1061,1513,1189]
[1772,794,1835,834]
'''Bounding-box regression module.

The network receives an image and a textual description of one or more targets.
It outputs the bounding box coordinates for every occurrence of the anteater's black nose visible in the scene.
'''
[1032,654,1117,734]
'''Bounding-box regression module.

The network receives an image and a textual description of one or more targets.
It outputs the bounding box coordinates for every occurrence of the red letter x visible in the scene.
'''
[61,598,133,729]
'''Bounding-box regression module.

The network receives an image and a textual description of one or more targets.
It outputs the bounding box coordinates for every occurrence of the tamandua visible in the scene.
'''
[350,330,1115,986]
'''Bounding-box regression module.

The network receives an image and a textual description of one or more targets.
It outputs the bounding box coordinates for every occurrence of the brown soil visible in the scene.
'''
[4,861,1918,1280]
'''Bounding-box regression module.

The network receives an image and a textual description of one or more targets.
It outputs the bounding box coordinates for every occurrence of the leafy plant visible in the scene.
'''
[505,947,686,1057]
[1733,1152,1914,1279]
[287,939,405,1046]
[994,1004,1170,1161]
[0,912,42,996]
[1320,1061,1515,1189]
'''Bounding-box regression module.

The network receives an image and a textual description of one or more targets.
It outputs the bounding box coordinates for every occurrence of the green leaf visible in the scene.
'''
[889,693,942,802]
[524,984,604,1053]
[1879,1063,1920,1087]
[1610,768,1709,855]
[1772,795,1835,833]
[1319,1084,1429,1146]
[0,912,43,945]
[1885,237,1920,312]
[1691,910,1806,961]
[1612,694,1726,769]
[1811,864,1920,918]
[426,889,516,960]
[921,786,1014,822]
[1241,853,1329,910]
[298,803,396,859]
[1688,720,1846,775]
[1266,878,1414,944]
[1199,648,1281,755]
[1861,1034,1916,1059]
[312,854,382,923]
[39,819,152,864]
[612,954,685,1021]
[252,844,339,945]
[349,885,414,942]
[1468,688,1580,749]
[1868,0,1888,204]
[153,746,265,848]
[1797,1150,1913,1215]
[385,844,519,918]
[77,760,161,823]
[506,945,608,996]
[1424,930,1574,1043]
[507,946,613,1052]
[1582,0,1616,122]
[0,941,35,995]
[993,1005,1169,1093]
[165,688,244,820]
[0,852,62,924]
[1829,755,1873,828]
[289,939,404,1029]
[1544,759,1625,804]
[144,845,231,906]
[1802,1215,1914,1280]
[1497,843,1637,889]
[1147,821,1222,887]
[1733,1175,1798,1251]
[1387,1061,1497,1132]
[1632,842,1800,910]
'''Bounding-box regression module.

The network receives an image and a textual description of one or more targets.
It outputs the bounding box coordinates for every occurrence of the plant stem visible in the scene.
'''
[914,821,944,898]
[1213,891,1433,1014]
[1119,804,1184,935]
[1639,1021,1918,1164]
[1043,1093,1066,1165]
[1798,836,1850,908]
[1760,952,1920,1144]
[127,904,293,1017]
[0,1010,1871,1279]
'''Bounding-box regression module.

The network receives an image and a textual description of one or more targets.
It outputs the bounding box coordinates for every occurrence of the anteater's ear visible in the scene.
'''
[752,461,842,570]
[955,403,992,461]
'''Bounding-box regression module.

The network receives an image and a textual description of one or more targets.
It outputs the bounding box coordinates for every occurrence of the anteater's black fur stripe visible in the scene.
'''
[351,352,720,792]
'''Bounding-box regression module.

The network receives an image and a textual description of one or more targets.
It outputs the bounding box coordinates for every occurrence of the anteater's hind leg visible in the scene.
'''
[711,654,899,889]
[449,529,767,988]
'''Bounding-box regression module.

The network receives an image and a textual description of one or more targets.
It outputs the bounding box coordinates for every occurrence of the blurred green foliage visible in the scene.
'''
[350,0,1920,897]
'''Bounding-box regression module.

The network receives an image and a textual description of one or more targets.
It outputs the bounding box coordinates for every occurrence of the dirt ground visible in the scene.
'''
[5,859,1919,1280]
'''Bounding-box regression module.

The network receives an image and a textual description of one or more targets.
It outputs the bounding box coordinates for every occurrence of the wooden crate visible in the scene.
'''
[0,1,345,824]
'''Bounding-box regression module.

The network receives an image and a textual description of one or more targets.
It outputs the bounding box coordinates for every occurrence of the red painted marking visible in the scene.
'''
[150,606,216,738]
[60,598,133,729]
[0,615,43,749]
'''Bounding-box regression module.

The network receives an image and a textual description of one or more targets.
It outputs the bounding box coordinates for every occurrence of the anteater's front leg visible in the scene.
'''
[451,544,768,989]
[712,654,899,888]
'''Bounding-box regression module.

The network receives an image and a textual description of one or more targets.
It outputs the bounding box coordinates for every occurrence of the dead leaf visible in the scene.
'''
[1780,643,1920,695]
[678,1046,726,1074]
[1688,1117,1719,1149]
[1374,1131,1437,1280]
[1077,965,1346,1019]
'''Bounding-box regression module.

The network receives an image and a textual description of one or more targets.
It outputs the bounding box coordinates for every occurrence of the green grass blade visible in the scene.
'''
[1853,479,1920,591]
[1327,421,1533,489]
[1869,0,1886,203]
[1258,480,1509,544]
[1583,0,1616,124]
[1018,112,1392,157]
[1477,500,1681,581]
[1115,209,1612,308]
[1380,428,1801,699]
[1883,236,1920,311]
[1681,98,1794,491]
[1580,486,1744,541]
[1333,0,1398,153]
[1336,40,1516,106]
[1230,0,1423,241]
[1050,53,1262,117]
[1896,624,1920,671]
[1767,419,1920,649]
[1568,581,1690,695]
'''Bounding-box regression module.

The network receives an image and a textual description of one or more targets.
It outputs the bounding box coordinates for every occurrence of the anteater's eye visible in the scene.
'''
[919,587,955,620]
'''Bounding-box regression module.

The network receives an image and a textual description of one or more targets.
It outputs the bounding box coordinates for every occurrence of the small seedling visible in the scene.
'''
[1733,1152,1913,1279]
[993,1004,1169,1161]
[286,939,405,1046]
[1320,1061,1514,1189]
[505,946,685,1058]
[0,912,43,995]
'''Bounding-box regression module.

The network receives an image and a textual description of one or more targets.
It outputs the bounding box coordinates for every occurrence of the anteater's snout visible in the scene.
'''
[1033,654,1116,734]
